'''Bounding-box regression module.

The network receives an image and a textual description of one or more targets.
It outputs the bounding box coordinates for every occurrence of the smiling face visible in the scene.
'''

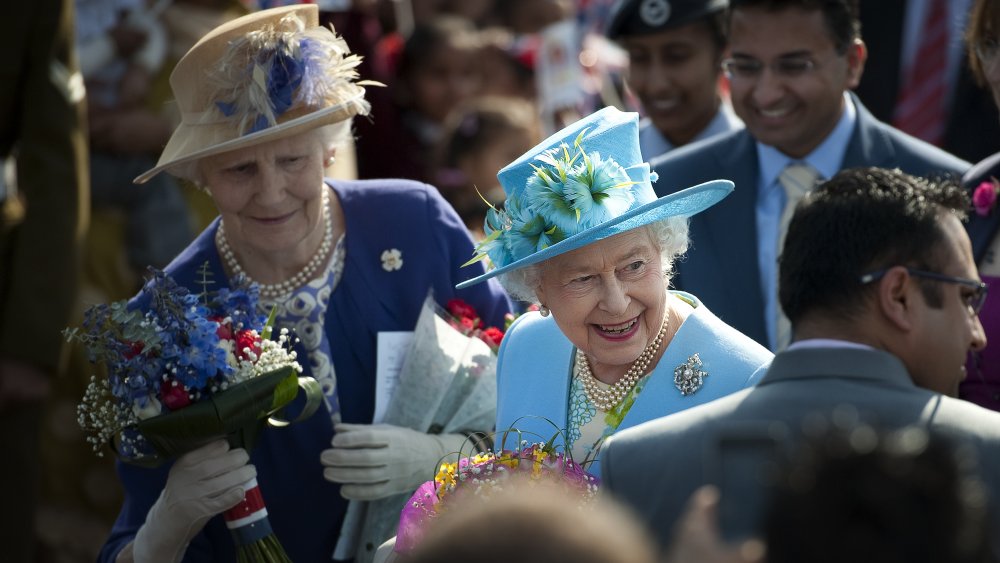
[200,130,332,261]
[535,229,667,376]
[727,6,865,158]
[622,20,724,146]
[907,214,988,396]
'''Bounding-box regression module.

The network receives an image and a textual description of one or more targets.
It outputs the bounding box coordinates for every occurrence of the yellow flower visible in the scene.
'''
[531,448,549,477]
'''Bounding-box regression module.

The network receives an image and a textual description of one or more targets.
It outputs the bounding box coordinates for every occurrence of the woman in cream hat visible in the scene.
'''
[99,6,511,562]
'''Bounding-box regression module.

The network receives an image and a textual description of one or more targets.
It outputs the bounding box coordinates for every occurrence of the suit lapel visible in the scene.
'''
[695,132,766,338]
[842,94,897,169]
[963,154,1000,261]
[968,213,1000,263]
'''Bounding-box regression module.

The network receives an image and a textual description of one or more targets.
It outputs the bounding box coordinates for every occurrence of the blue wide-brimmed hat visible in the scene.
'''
[456,106,732,289]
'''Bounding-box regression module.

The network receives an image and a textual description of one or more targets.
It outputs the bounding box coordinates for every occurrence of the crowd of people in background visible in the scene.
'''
[6,0,1000,561]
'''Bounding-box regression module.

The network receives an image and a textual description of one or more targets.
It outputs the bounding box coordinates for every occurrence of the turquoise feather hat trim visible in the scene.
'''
[456,106,733,289]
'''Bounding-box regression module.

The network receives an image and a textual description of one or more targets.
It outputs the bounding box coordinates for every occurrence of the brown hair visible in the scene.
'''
[966,0,1000,85]
[406,478,660,563]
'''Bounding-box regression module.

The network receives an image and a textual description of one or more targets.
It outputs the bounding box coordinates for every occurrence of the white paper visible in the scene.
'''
[340,297,499,562]
[373,331,413,424]
[536,19,585,113]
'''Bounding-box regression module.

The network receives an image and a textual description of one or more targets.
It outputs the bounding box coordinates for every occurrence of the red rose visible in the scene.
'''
[123,340,145,360]
[446,298,478,321]
[160,379,192,410]
[235,330,262,361]
[480,326,505,348]
[211,316,232,340]
[460,317,476,332]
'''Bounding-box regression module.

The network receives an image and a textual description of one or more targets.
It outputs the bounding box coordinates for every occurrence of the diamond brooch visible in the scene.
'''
[674,354,708,396]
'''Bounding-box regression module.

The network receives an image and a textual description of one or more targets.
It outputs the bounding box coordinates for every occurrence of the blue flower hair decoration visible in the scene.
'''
[469,129,641,269]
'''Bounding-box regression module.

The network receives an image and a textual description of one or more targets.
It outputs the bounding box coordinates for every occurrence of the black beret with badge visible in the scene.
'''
[605,0,729,39]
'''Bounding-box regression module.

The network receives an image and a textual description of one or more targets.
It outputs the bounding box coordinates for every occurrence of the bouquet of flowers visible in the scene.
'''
[338,296,527,561]
[442,298,508,353]
[394,437,601,553]
[66,266,322,562]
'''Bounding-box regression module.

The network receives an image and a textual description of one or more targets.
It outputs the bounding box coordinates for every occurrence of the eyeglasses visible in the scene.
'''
[975,37,1000,64]
[859,267,989,315]
[721,56,820,80]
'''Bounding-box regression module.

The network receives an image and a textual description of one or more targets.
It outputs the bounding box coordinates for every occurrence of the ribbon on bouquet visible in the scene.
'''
[224,478,292,561]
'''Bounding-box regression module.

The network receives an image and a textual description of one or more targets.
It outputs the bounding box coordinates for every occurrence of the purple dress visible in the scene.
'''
[963,275,1000,410]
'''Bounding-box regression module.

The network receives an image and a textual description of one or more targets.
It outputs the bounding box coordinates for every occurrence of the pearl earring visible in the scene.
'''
[538,305,550,317]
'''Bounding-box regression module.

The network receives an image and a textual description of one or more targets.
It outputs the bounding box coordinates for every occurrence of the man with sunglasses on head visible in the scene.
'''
[649,0,969,351]
[601,167,1000,556]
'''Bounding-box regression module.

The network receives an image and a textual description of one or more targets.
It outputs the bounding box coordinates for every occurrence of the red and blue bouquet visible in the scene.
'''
[66,266,321,562]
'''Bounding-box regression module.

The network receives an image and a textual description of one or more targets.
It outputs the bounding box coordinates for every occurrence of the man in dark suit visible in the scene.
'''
[854,0,1000,164]
[600,167,1000,555]
[652,0,969,349]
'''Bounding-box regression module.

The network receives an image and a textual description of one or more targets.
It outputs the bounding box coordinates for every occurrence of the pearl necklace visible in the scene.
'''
[215,189,333,300]
[577,318,668,411]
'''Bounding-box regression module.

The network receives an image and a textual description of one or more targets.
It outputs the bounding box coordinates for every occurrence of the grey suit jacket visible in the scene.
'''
[650,94,971,346]
[600,346,1000,551]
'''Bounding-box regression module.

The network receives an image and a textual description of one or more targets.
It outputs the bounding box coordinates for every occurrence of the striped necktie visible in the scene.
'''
[892,0,949,145]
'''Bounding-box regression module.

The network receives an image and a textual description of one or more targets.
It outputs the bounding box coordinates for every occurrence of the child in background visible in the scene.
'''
[476,27,538,100]
[435,97,540,239]
[357,16,480,183]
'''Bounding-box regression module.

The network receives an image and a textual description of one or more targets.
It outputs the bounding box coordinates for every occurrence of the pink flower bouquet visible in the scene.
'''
[395,442,600,553]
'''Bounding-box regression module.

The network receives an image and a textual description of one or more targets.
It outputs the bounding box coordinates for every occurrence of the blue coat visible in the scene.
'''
[98,179,513,562]
[649,94,970,346]
[494,293,772,478]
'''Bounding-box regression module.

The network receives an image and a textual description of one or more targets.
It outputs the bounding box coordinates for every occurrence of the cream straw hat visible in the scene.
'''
[135,5,374,184]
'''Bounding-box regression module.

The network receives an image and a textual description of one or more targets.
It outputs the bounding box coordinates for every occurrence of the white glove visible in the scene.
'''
[132,440,256,563]
[321,423,469,501]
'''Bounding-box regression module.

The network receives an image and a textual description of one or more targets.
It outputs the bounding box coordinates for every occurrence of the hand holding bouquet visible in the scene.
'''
[66,266,322,562]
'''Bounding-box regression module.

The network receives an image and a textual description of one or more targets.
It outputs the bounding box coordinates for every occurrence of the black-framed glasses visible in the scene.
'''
[721,56,818,80]
[859,267,989,315]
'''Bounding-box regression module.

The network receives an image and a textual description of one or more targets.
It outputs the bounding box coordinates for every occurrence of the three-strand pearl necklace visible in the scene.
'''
[215,189,333,300]
[577,317,668,411]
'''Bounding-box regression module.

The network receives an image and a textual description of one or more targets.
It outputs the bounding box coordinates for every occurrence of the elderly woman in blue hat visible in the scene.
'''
[98,5,511,563]
[606,0,741,160]
[458,106,771,468]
